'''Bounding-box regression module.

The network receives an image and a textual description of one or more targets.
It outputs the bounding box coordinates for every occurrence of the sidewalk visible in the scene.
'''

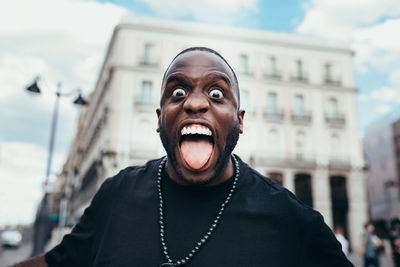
[348,253,393,267]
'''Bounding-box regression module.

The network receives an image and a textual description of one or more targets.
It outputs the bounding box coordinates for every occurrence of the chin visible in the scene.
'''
[159,123,239,186]
[177,168,219,186]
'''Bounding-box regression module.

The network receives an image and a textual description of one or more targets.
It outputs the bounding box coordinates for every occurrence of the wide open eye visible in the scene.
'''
[172,88,186,97]
[209,88,224,99]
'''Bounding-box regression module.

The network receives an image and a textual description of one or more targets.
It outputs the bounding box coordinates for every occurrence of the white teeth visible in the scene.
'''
[181,125,212,136]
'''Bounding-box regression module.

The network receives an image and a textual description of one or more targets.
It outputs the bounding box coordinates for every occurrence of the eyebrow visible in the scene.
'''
[165,72,232,87]
[165,76,188,86]
[203,72,232,87]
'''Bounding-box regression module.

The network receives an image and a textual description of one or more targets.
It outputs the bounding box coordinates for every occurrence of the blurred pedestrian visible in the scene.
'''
[335,225,349,256]
[389,223,400,267]
[360,222,382,267]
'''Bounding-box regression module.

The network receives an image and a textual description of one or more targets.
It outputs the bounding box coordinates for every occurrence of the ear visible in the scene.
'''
[156,108,161,132]
[238,109,245,134]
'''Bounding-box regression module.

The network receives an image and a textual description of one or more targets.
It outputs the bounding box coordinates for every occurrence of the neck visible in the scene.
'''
[165,155,234,186]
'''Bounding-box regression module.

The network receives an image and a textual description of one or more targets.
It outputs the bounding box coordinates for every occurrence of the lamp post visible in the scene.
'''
[26,76,88,256]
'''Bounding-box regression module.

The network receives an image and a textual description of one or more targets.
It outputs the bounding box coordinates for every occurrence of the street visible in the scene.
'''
[0,245,395,267]
[0,231,395,267]
[348,253,393,267]
[0,242,32,267]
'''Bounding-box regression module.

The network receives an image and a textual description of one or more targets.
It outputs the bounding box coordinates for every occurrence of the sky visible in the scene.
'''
[0,0,400,226]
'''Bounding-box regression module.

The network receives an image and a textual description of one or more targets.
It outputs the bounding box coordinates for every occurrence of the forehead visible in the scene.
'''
[163,51,236,86]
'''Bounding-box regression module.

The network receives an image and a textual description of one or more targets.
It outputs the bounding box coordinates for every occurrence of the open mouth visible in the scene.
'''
[179,123,214,170]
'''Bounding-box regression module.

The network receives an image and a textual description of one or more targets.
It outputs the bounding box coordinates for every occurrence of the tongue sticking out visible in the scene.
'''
[181,139,213,170]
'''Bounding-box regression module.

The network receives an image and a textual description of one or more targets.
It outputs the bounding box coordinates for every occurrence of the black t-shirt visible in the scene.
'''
[45,156,354,267]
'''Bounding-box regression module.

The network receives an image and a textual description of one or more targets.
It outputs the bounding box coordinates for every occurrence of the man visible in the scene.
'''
[360,222,381,267]
[334,226,349,256]
[14,47,353,266]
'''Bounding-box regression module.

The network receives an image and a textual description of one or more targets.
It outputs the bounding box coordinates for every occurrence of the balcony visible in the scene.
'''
[138,58,159,67]
[325,114,346,127]
[328,157,351,171]
[134,100,156,113]
[254,154,316,169]
[291,111,312,124]
[238,70,253,76]
[263,110,284,122]
[263,72,281,80]
[290,75,308,83]
[324,77,342,87]
[289,153,317,169]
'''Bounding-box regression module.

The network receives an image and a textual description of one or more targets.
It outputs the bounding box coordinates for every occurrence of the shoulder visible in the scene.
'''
[237,156,316,223]
[105,157,164,187]
[97,157,164,200]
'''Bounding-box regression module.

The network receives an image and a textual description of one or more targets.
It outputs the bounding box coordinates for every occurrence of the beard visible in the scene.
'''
[159,122,240,185]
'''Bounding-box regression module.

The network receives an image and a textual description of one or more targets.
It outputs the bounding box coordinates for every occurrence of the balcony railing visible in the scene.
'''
[324,77,342,86]
[135,100,156,112]
[328,157,351,171]
[325,114,346,126]
[255,154,316,169]
[290,75,308,83]
[139,58,159,67]
[263,110,284,122]
[238,70,253,76]
[264,72,281,80]
[291,111,312,124]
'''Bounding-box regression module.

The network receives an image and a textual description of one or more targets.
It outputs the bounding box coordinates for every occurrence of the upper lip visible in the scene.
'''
[177,119,215,143]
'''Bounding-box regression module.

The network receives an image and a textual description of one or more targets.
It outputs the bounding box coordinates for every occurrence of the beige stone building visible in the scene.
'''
[52,16,367,250]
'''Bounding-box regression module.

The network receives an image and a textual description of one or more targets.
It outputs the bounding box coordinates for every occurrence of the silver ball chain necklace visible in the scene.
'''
[157,155,240,267]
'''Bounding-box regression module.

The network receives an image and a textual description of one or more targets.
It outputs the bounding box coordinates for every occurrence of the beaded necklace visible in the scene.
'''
[157,155,240,266]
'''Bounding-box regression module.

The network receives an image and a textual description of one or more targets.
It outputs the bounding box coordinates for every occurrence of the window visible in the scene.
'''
[143,43,152,63]
[239,54,249,74]
[296,60,303,78]
[266,92,277,114]
[267,56,278,76]
[325,63,332,82]
[293,94,305,116]
[295,174,313,207]
[139,81,153,104]
[328,97,339,118]
[240,89,250,111]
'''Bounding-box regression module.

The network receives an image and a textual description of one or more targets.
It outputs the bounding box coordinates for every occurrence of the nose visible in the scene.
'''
[183,91,209,114]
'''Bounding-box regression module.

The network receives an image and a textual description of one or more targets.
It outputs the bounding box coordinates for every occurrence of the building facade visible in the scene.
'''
[52,17,367,249]
[364,110,400,224]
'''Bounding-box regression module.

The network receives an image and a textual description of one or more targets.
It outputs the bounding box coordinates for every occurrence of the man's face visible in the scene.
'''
[157,50,244,185]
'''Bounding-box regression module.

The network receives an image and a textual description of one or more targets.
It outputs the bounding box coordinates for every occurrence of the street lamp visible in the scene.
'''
[26,76,88,256]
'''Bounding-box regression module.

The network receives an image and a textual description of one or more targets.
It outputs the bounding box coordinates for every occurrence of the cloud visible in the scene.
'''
[389,69,400,85]
[0,0,128,226]
[296,0,400,72]
[0,142,63,226]
[137,0,259,24]
[0,0,128,102]
[370,87,400,103]
[357,87,400,105]
[375,104,392,115]
[356,87,400,125]
[297,0,400,132]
